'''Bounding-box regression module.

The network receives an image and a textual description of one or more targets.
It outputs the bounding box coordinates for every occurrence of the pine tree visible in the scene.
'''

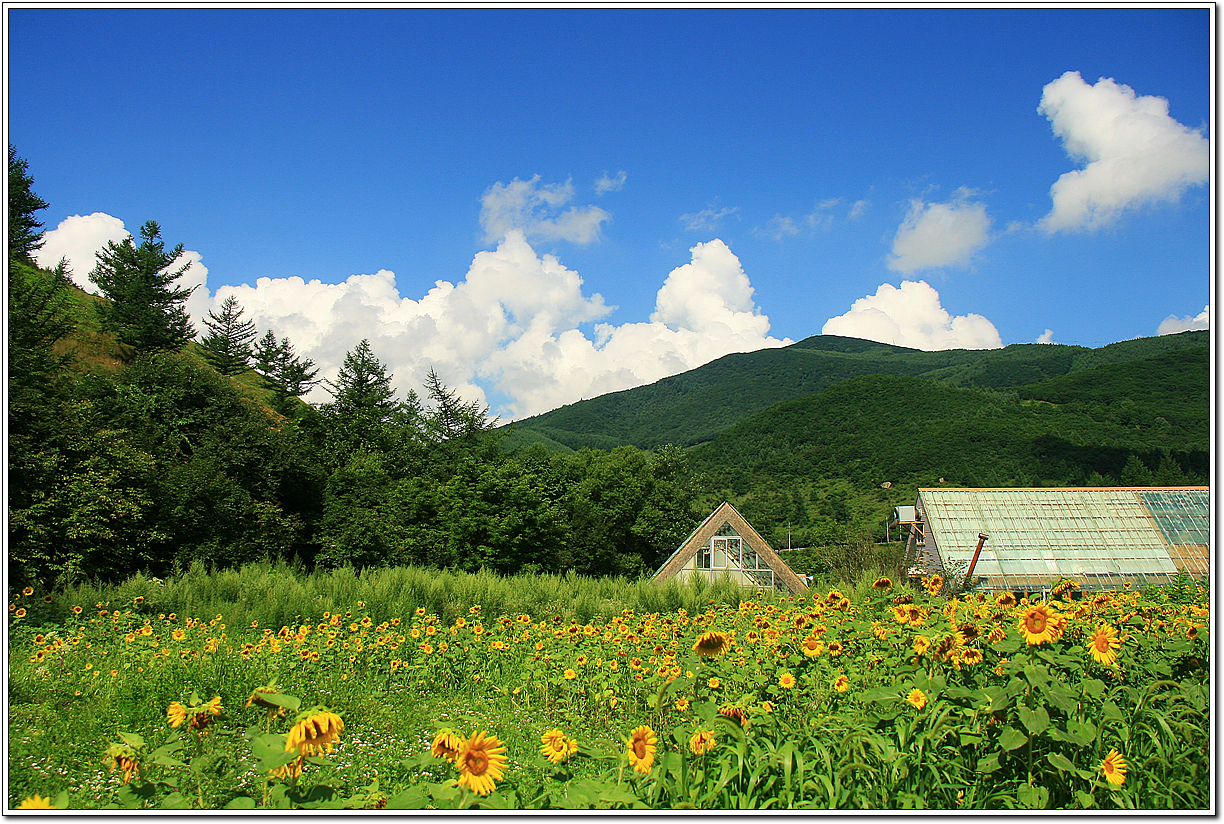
[8,145,49,261]
[253,330,320,410]
[325,339,398,418]
[200,295,257,376]
[89,220,195,360]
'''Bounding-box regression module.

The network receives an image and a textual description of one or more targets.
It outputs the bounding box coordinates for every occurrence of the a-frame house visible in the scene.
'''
[652,502,808,593]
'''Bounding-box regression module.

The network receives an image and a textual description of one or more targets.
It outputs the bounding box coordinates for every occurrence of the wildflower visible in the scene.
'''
[689,729,717,755]
[833,674,850,693]
[17,795,58,809]
[540,728,578,765]
[872,577,893,591]
[626,725,658,774]
[1087,624,1122,666]
[778,672,797,689]
[1100,749,1127,787]
[431,729,463,762]
[692,630,733,657]
[1018,604,1060,645]
[906,688,927,710]
[285,709,344,757]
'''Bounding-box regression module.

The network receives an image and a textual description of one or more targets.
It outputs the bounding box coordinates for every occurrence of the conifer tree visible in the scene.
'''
[325,339,398,418]
[89,220,195,360]
[8,145,49,261]
[200,295,257,375]
[254,330,320,410]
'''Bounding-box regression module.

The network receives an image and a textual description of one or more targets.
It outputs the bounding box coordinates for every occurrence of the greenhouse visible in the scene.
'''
[906,487,1210,593]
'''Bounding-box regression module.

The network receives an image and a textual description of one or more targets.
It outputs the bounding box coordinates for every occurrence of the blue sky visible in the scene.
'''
[7,7,1212,420]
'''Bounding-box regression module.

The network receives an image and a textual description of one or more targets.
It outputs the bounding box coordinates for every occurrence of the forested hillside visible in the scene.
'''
[7,147,703,589]
[501,329,1209,452]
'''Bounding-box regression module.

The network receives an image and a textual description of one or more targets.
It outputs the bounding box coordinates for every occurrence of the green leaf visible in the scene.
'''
[1018,705,1050,736]
[976,753,1002,773]
[999,725,1028,751]
[1082,678,1106,700]
[1047,752,1077,773]
[117,731,145,750]
[385,784,430,809]
[224,796,257,810]
[158,792,192,810]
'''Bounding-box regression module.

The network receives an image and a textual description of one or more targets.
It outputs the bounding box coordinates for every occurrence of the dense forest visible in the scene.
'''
[7,146,1212,589]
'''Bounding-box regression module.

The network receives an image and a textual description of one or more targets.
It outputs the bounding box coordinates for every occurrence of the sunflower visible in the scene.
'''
[21,586,34,597]
[689,729,717,755]
[692,630,733,657]
[104,743,140,783]
[778,672,797,689]
[707,677,721,689]
[833,674,850,693]
[924,575,944,597]
[540,728,578,765]
[961,647,984,665]
[431,729,463,762]
[271,756,305,780]
[456,730,509,796]
[800,636,823,657]
[827,641,844,657]
[718,704,749,727]
[1017,604,1060,645]
[674,696,690,711]
[905,688,927,710]
[995,592,1018,608]
[626,725,658,774]
[285,709,344,757]
[987,625,1007,644]
[872,577,893,591]
[167,701,188,728]
[563,669,577,681]
[1087,624,1122,666]
[1100,749,1127,787]
[892,605,912,624]
[16,795,58,809]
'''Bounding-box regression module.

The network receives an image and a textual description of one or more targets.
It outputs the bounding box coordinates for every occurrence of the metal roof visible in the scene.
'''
[914,487,1210,591]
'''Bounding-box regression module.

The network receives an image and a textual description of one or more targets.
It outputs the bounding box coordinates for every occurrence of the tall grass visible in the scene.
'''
[48,561,785,629]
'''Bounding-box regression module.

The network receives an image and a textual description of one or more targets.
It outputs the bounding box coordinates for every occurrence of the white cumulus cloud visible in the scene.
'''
[1036,329,1056,344]
[822,280,1002,351]
[888,189,992,274]
[35,212,129,293]
[1037,71,1209,233]
[44,212,790,421]
[479,175,610,245]
[1157,304,1210,336]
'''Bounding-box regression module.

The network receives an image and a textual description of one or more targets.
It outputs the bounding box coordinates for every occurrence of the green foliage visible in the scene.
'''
[8,144,49,261]
[199,295,257,376]
[89,221,196,360]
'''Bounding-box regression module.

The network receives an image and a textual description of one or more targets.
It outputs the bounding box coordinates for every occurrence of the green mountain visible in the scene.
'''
[501,330,1210,453]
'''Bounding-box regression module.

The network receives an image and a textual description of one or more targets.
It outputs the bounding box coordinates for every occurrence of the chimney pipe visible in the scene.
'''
[965,533,989,590]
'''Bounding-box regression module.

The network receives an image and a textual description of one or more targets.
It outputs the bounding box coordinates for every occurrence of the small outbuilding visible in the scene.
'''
[905,486,1210,593]
[652,501,808,593]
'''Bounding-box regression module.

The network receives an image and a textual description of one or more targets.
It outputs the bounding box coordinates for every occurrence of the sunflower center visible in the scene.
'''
[1025,611,1048,633]
[633,739,647,759]
[467,751,489,775]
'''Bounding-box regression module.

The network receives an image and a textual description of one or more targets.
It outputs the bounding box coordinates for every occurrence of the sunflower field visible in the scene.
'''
[6,565,1211,810]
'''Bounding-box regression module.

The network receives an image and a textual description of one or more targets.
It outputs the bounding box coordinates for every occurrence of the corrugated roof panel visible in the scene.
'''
[915,487,1210,591]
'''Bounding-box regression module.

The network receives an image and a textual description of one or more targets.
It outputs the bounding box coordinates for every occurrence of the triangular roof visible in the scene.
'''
[652,501,808,592]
